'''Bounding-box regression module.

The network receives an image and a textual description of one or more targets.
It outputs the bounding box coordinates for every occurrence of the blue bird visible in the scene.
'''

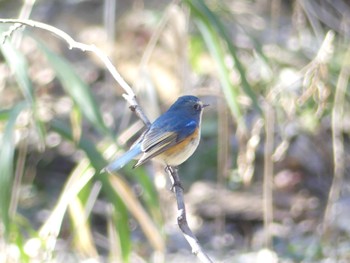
[102,95,208,173]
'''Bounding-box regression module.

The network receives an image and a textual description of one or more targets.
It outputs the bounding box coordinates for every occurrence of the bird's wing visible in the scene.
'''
[134,118,197,167]
[134,131,178,167]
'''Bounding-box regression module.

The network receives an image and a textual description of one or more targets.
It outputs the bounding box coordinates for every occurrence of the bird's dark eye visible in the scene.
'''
[193,103,201,111]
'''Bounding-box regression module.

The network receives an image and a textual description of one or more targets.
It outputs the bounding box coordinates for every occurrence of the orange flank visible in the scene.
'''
[160,128,200,166]
[164,128,199,156]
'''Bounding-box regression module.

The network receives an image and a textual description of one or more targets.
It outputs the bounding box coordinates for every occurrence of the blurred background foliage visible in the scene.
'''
[0,0,350,262]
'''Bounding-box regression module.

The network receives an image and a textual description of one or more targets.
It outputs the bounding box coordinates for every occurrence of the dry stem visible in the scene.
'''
[263,102,274,248]
[322,46,350,236]
[166,166,213,263]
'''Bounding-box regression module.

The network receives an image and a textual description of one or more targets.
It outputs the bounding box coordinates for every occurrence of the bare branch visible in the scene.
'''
[166,166,214,263]
[123,94,151,127]
[0,18,151,126]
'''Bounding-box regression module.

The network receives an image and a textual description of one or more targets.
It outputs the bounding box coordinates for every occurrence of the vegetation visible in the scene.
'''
[0,0,349,262]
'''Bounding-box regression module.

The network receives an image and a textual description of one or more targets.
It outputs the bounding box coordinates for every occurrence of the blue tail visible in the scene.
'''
[102,145,142,173]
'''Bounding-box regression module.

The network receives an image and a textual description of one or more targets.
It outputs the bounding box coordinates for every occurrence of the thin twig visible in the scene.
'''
[166,166,213,263]
[126,101,151,127]
[0,18,151,127]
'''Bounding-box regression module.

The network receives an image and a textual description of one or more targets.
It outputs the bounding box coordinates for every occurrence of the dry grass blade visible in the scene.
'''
[0,37,45,150]
[108,175,165,253]
[37,40,109,136]
[322,46,350,236]
[68,197,98,259]
[238,118,264,185]
[39,160,95,253]
[263,102,274,248]
[9,137,28,218]
[217,96,230,185]
[0,102,27,236]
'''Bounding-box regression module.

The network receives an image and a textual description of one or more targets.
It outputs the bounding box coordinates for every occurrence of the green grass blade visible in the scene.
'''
[0,39,46,149]
[185,0,262,114]
[0,109,11,121]
[51,119,165,259]
[196,18,243,122]
[50,119,132,260]
[39,160,95,252]
[109,175,165,253]
[128,167,163,225]
[37,41,110,136]
[50,119,106,168]
[109,198,131,262]
[0,101,28,236]
[70,102,83,143]
[0,41,34,104]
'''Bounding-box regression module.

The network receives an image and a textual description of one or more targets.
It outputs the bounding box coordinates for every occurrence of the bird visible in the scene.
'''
[102,95,208,173]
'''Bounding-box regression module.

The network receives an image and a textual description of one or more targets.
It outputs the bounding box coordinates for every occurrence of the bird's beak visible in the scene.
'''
[202,103,210,108]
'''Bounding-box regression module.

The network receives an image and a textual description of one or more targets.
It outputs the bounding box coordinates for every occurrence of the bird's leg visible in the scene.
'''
[165,165,183,192]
